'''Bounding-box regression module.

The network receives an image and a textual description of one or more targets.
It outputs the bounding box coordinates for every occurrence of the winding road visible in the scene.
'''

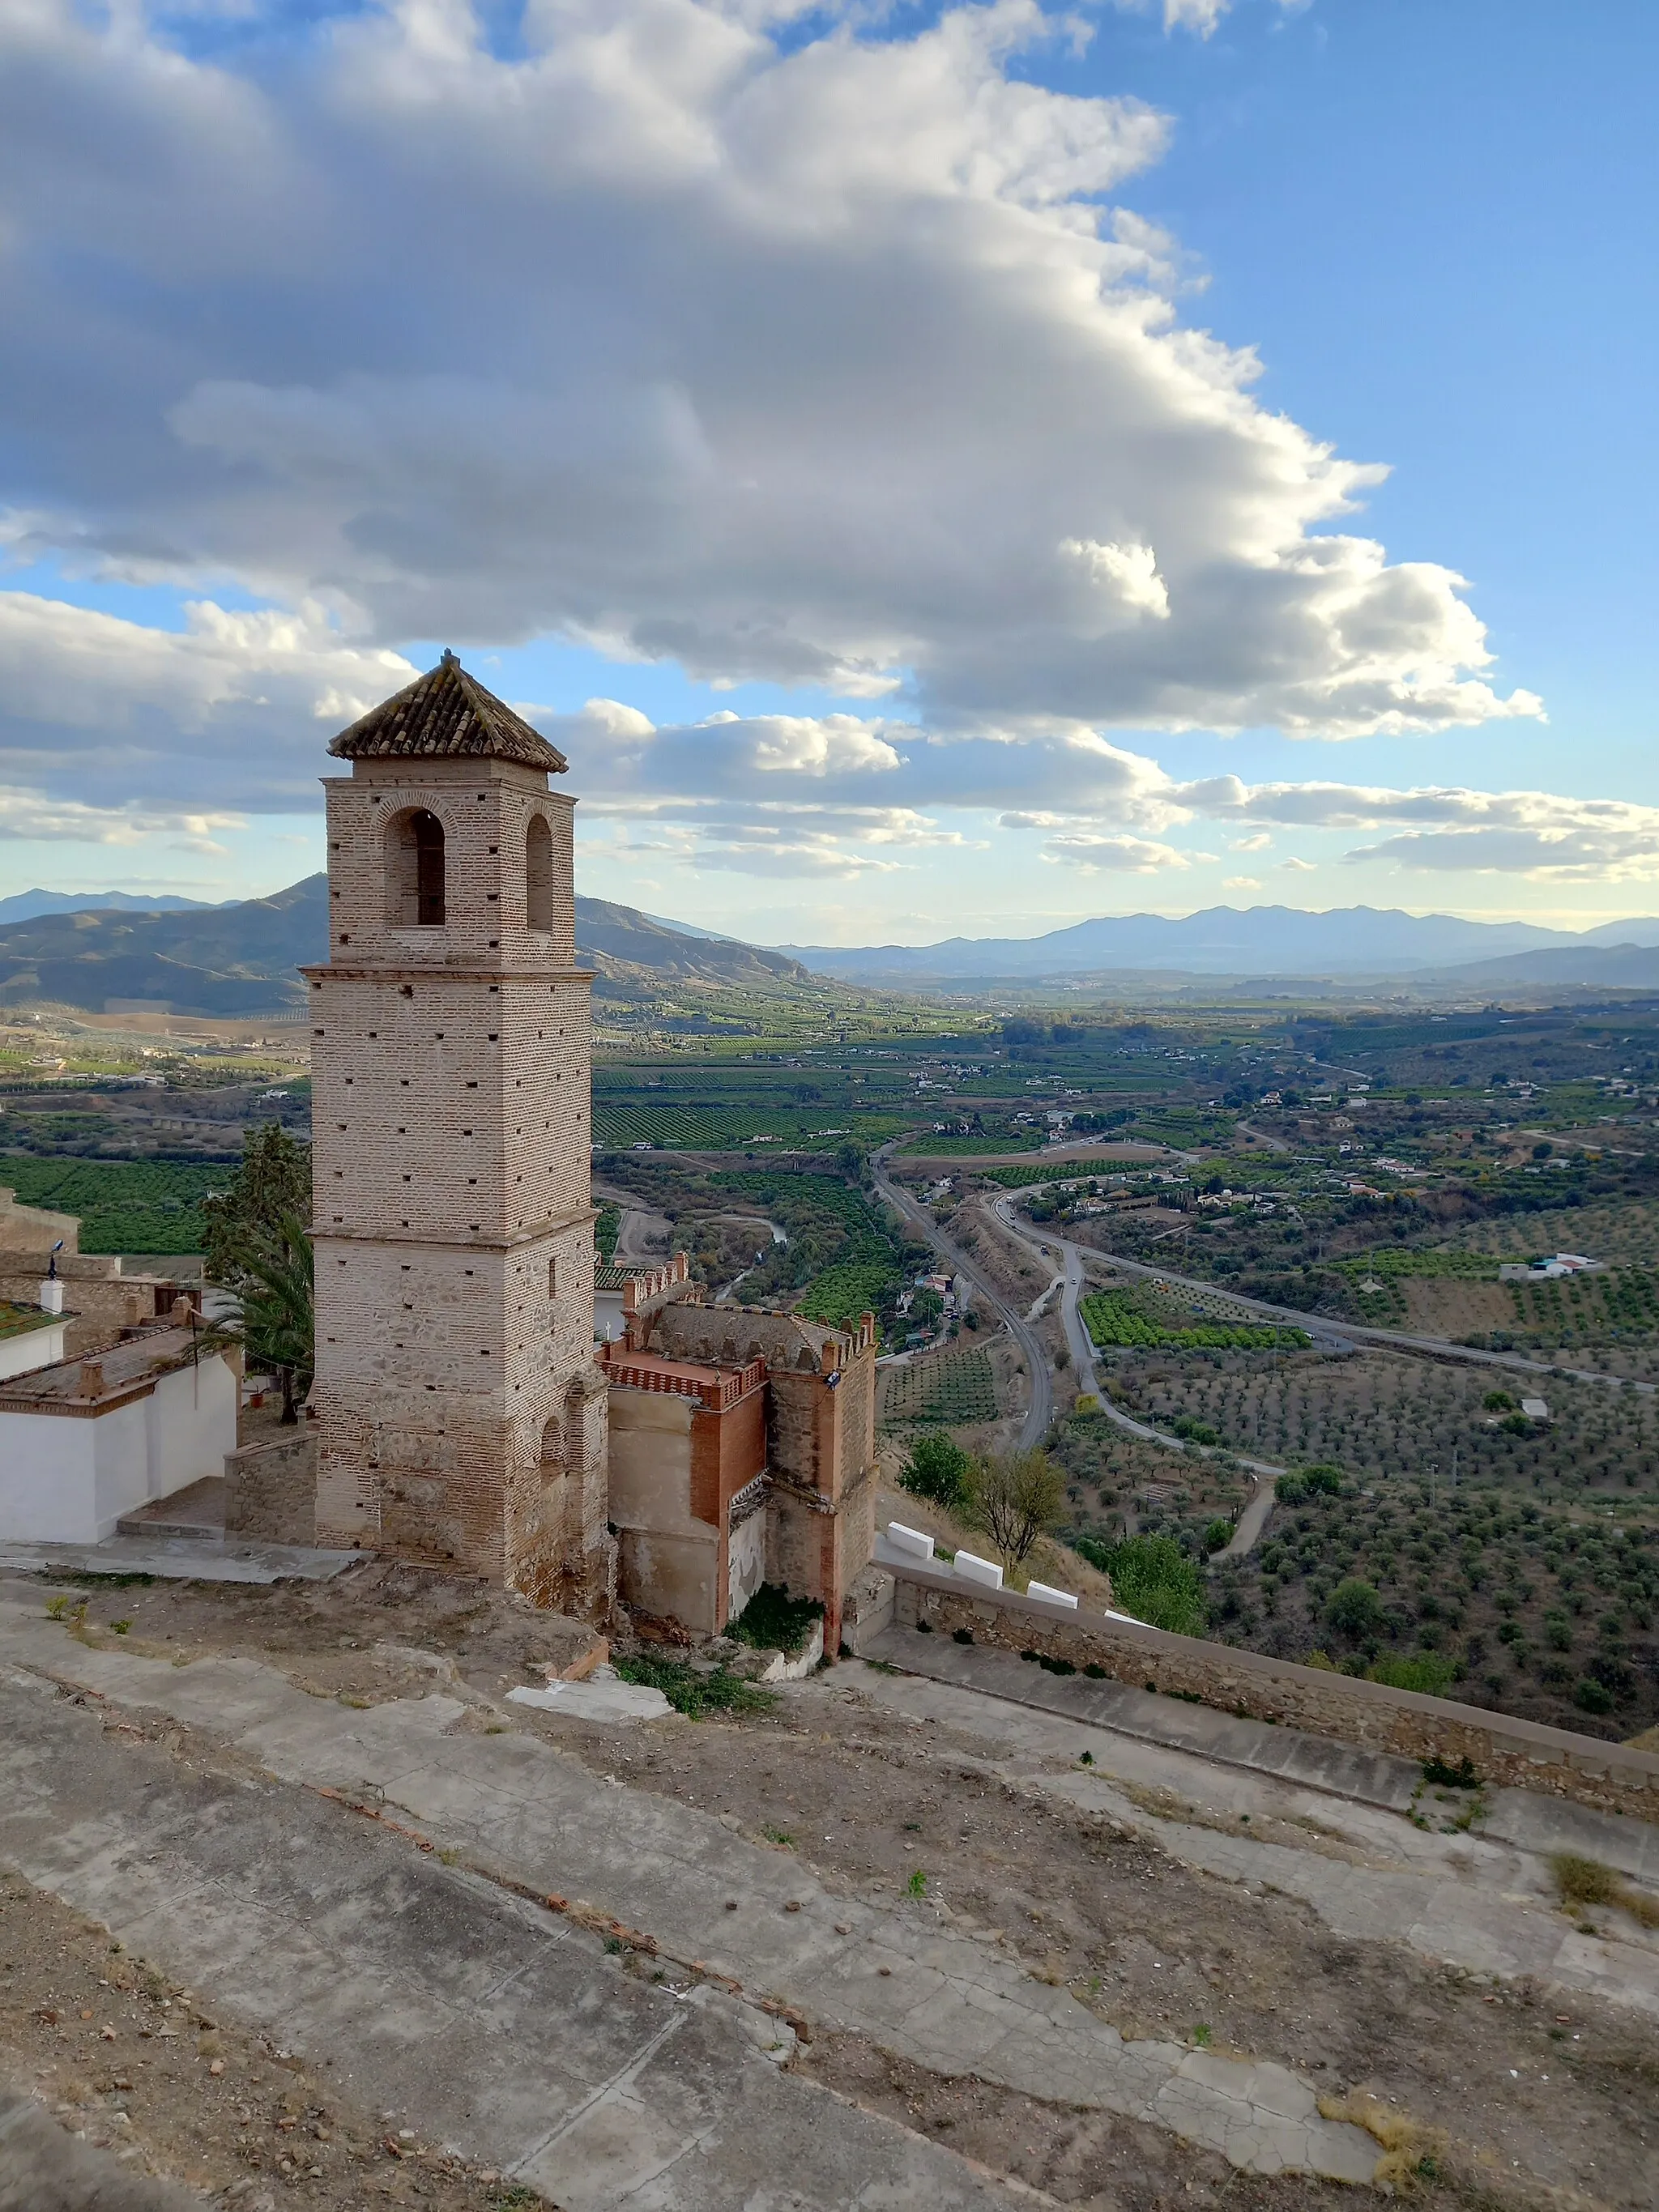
[873,1151,1654,1560]
[986,1191,1287,1558]
[871,1144,1052,1449]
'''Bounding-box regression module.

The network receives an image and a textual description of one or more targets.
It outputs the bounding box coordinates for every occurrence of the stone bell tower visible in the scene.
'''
[305,651,613,1611]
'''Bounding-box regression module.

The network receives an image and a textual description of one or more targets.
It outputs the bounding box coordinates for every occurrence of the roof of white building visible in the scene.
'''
[0,1327,220,1416]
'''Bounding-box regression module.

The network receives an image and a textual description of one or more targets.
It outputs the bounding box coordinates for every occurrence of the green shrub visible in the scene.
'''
[611,1653,775,1717]
[899,1431,971,1508]
[1324,1578,1385,1639]
[1203,1517,1235,1554]
[728,1583,822,1657]
[1367,1652,1456,1697]
[1573,1676,1614,1714]
[1085,1535,1206,1638]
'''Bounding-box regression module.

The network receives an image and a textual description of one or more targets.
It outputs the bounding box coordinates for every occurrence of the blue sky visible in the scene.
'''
[1,0,1653,942]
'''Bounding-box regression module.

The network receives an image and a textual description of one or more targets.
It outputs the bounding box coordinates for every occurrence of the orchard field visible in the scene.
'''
[0,1154,219,1255]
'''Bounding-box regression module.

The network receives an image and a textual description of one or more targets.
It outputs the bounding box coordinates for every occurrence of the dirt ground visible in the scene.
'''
[544,1674,1657,2212]
[28,1559,606,1711]
[0,1872,549,2211]
[11,1567,1657,2211]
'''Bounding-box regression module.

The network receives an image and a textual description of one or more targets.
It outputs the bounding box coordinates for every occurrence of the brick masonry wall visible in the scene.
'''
[309,752,610,1609]
[882,1566,1659,1825]
[689,1387,768,1626]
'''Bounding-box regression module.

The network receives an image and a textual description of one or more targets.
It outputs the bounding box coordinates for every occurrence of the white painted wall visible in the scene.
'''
[0,1351,237,1544]
[0,1322,66,1383]
[727,1509,767,1625]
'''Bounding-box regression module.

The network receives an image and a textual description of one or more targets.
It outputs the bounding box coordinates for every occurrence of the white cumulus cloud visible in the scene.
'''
[0,0,1539,835]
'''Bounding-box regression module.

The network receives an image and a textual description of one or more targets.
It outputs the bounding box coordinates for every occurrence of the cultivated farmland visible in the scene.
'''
[877,1345,1000,1429]
[0,1153,221,1254]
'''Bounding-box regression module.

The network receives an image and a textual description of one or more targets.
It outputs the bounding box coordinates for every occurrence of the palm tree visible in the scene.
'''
[232,1213,315,1426]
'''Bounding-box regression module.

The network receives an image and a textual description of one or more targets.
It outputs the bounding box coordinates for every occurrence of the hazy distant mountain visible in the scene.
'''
[0,877,810,1016]
[0,878,330,1016]
[0,888,222,925]
[779,905,1659,982]
[1416,941,1659,991]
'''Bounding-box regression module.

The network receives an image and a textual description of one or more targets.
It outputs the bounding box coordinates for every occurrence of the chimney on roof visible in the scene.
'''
[77,1361,104,1398]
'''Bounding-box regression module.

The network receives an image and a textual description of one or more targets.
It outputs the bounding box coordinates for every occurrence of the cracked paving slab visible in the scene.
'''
[0,1669,1014,2212]
[0,1605,1380,2187]
[838,1660,1659,2020]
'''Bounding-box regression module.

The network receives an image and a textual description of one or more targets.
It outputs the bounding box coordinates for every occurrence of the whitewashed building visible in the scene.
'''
[0,1326,237,1545]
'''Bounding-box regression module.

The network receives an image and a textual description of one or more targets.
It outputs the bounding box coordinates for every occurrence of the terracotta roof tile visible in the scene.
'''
[329,651,567,772]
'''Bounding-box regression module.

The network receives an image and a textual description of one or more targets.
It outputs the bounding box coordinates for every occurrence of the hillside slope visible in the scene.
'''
[0,877,813,1015]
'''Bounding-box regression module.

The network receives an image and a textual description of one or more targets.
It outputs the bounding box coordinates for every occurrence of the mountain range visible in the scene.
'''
[0,877,809,1017]
[779,905,1659,984]
[6,883,1659,1016]
[0,888,223,925]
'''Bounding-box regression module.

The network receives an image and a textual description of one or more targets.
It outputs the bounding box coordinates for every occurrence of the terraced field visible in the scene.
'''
[877,1345,1000,1429]
[1438,1196,1659,1266]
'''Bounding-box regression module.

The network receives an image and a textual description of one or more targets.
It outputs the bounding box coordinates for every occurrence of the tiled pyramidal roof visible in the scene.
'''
[328,650,568,772]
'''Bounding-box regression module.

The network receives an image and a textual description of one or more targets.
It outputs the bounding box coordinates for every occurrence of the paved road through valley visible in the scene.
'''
[872,1144,1052,1449]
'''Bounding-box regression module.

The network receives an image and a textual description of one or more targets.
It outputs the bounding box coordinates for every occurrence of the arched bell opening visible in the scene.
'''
[387,808,447,926]
[526,813,555,931]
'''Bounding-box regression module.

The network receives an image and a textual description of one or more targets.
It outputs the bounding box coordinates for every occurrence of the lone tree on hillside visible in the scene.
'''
[1324,1577,1386,1641]
[899,1431,970,1509]
[970,1447,1064,1573]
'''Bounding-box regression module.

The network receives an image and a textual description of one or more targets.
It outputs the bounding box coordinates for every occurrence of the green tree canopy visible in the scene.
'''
[232,1211,315,1424]
[969,1448,1064,1571]
[202,1123,312,1291]
[1324,1577,1385,1639]
[1091,1536,1207,1638]
[899,1431,970,1509]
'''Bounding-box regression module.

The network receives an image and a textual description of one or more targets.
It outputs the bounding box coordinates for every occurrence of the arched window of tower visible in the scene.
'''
[526,812,554,931]
[387,807,447,926]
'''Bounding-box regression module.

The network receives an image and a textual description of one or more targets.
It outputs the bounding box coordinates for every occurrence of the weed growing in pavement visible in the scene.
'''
[761,1825,795,1848]
[611,1652,776,1719]
[906,1870,928,1898]
[1551,1852,1659,1928]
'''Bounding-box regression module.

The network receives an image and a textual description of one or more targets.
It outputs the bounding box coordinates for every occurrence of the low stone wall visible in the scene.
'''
[861,1564,1659,1827]
[224,1430,318,1545]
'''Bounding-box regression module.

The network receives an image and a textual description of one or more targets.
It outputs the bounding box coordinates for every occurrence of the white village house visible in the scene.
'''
[0,1313,238,1545]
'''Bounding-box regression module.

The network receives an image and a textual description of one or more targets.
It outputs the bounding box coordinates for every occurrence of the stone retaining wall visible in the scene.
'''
[859,1564,1659,1826]
[224,1430,318,1545]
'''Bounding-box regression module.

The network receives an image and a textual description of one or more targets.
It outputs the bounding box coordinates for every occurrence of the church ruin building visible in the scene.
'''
[303,651,876,1643]
[306,652,613,1611]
